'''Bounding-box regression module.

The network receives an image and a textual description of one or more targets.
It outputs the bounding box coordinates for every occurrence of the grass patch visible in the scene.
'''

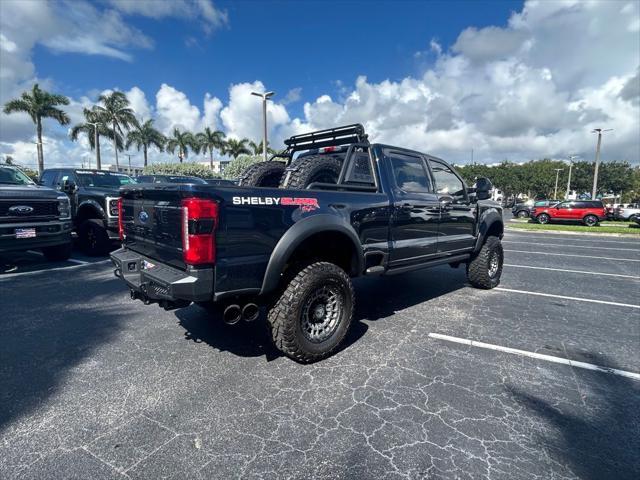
[507,221,640,235]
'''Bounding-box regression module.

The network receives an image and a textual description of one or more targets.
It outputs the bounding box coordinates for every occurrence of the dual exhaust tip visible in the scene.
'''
[223,303,259,325]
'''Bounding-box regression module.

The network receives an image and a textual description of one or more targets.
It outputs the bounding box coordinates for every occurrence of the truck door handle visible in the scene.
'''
[400,203,413,212]
[440,199,453,210]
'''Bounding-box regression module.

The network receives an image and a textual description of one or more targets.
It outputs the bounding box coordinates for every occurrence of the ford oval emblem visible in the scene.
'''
[8,205,34,215]
[138,210,149,223]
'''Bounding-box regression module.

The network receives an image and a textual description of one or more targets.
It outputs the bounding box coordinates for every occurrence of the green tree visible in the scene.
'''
[3,84,70,174]
[125,119,166,167]
[223,138,251,159]
[93,91,137,169]
[4,155,13,165]
[196,127,226,169]
[166,128,199,162]
[69,108,119,169]
[248,139,276,156]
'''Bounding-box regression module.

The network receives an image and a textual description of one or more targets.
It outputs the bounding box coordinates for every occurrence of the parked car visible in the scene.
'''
[1,165,73,261]
[39,168,135,255]
[110,124,504,363]
[513,200,559,218]
[136,174,208,185]
[532,200,606,226]
[614,203,640,221]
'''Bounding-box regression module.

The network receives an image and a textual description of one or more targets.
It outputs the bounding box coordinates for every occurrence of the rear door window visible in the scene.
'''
[387,152,432,193]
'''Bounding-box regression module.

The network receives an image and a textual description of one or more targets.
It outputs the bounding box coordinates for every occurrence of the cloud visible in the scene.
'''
[108,0,228,34]
[282,87,303,105]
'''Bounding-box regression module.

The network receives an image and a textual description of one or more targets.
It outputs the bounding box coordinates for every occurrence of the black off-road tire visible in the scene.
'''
[536,213,550,224]
[42,242,73,261]
[466,236,503,289]
[79,219,110,256]
[516,210,529,218]
[583,214,599,227]
[280,155,342,189]
[237,161,286,187]
[267,262,354,363]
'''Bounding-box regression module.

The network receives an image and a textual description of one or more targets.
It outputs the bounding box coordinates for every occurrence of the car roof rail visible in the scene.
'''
[273,124,369,163]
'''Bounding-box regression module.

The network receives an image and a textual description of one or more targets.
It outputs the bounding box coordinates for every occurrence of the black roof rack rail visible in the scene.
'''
[273,124,368,163]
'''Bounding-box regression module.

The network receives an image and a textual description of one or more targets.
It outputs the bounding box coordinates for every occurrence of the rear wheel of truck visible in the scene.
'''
[79,219,110,256]
[42,242,73,261]
[268,262,354,363]
[237,161,285,187]
[279,155,342,189]
[466,236,503,289]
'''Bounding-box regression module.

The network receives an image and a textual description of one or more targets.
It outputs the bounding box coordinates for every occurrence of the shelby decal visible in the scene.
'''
[232,197,281,206]
[232,196,319,212]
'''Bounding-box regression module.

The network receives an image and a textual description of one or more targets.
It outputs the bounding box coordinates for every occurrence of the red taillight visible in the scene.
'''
[181,197,218,265]
[117,197,124,241]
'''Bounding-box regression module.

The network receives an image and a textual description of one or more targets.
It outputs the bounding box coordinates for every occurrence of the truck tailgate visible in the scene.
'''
[121,189,185,270]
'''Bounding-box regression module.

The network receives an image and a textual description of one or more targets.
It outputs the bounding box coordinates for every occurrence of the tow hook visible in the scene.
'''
[114,268,122,279]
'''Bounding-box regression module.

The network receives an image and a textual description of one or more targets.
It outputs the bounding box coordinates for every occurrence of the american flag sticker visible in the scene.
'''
[15,228,36,239]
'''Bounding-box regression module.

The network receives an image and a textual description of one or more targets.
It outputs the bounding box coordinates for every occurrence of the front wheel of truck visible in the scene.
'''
[268,262,354,363]
[466,236,503,289]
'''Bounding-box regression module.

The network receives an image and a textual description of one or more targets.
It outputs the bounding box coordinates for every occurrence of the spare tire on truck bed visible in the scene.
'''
[237,161,286,187]
[280,155,342,189]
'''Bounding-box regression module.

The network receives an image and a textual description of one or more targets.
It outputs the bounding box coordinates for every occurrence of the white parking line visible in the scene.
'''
[67,258,89,265]
[505,232,640,245]
[495,287,640,309]
[0,260,110,279]
[504,264,640,280]
[504,249,640,262]
[503,240,639,252]
[428,333,640,381]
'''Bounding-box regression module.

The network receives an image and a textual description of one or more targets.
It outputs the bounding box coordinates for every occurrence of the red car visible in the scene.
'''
[532,200,606,227]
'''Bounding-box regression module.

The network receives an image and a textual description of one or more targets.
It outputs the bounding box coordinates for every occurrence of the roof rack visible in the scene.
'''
[274,124,369,163]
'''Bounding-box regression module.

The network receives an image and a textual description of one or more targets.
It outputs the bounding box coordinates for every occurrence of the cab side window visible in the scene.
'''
[557,202,574,209]
[428,160,466,201]
[40,170,58,187]
[388,153,432,193]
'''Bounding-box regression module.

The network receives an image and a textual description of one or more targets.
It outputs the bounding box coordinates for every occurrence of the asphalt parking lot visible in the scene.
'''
[1,229,638,479]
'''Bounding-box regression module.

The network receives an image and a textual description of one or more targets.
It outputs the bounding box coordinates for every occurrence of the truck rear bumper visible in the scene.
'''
[110,247,213,306]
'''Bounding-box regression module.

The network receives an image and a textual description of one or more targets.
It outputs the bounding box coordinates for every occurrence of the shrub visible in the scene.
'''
[143,162,220,179]
[223,155,261,179]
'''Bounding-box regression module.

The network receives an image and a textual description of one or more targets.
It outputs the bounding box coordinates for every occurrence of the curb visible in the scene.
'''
[505,226,640,238]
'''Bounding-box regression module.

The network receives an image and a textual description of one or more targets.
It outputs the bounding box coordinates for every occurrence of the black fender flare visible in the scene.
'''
[473,208,503,252]
[76,200,106,224]
[259,214,364,295]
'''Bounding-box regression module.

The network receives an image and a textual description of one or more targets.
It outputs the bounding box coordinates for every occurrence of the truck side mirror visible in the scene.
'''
[62,179,77,193]
[474,177,492,200]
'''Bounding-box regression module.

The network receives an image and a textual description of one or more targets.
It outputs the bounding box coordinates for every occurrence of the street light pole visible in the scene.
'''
[251,91,275,162]
[553,168,564,199]
[124,153,134,174]
[566,155,578,199]
[591,128,612,199]
[88,122,101,170]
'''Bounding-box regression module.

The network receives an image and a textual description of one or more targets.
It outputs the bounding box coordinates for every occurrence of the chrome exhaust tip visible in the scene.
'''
[242,303,259,322]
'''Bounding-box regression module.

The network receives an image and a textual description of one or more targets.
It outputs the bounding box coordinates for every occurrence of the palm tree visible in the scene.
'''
[3,84,70,174]
[93,91,137,169]
[126,119,166,167]
[166,128,198,162]
[69,108,117,169]
[249,139,277,157]
[224,138,251,159]
[196,127,226,169]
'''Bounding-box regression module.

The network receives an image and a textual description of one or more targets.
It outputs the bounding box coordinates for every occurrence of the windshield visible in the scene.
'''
[0,166,34,185]
[75,171,135,188]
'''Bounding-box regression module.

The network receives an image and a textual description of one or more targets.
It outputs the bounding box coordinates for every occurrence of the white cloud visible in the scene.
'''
[126,87,152,122]
[108,0,228,34]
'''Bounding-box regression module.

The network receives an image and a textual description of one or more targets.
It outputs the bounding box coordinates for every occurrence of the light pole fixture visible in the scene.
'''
[123,152,134,174]
[251,91,275,162]
[88,122,101,170]
[591,128,612,199]
[553,168,564,200]
[566,155,579,199]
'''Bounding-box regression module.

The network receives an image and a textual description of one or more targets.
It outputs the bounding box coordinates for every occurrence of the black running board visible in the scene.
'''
[384,254,470,276]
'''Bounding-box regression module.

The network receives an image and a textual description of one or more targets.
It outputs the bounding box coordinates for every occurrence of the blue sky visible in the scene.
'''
[34,1,522,120]
[1,0,638,168]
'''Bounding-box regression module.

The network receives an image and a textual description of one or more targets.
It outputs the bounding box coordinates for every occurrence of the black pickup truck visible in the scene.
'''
[0,165,73,261]
[40,168,135,255]
[110,125,504,362]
